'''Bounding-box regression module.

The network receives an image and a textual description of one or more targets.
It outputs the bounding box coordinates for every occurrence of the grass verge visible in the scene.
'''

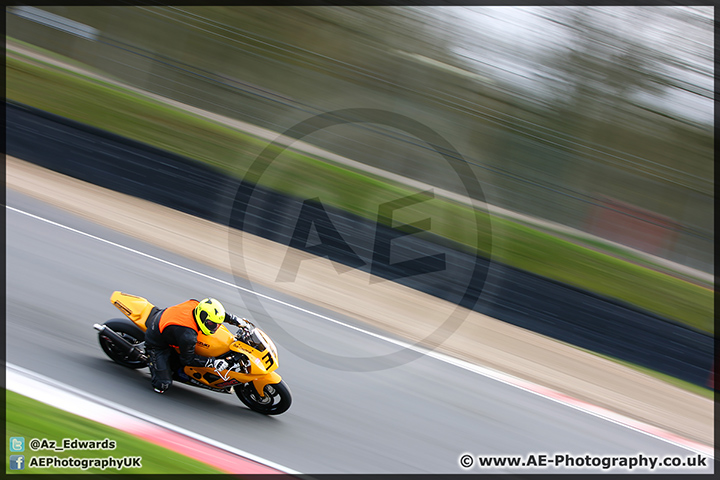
[5,50,714,334]
[5,390,225,474]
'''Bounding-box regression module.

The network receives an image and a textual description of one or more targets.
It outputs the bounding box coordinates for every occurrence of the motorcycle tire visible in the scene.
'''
[98,319,147,369]
[235,380,292,415]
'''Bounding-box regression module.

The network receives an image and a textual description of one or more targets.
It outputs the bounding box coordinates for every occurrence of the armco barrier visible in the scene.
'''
[6,101,713,386]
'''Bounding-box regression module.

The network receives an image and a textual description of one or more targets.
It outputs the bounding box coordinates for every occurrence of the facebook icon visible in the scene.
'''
[10,455,25,470]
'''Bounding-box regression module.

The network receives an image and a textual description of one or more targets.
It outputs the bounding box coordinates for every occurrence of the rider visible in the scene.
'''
[144,297,250,394]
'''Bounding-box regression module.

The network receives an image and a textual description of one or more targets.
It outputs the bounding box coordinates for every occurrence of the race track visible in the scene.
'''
[6,190,712,474]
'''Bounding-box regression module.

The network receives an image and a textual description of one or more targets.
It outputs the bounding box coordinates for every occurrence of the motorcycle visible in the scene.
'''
[94,291,291,415]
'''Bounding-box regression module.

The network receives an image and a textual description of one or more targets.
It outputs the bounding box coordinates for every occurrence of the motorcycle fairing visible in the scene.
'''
[193,325,236,357]
[182,365,282,397]
[111,291,155,330]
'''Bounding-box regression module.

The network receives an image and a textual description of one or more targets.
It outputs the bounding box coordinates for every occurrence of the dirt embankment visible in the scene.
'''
[6,155,713,447]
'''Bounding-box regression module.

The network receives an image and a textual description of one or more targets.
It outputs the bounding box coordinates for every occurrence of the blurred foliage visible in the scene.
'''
[535,7,712,196]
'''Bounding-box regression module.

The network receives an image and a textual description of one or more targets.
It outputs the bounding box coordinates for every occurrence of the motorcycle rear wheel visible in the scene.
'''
[235,380,291,415]
[98,319,147,369]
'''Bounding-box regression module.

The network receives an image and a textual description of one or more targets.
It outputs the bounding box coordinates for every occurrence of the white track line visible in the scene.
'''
[7,205,714,458]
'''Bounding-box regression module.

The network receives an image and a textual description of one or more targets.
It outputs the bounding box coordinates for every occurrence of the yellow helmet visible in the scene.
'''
[194,298,226,335]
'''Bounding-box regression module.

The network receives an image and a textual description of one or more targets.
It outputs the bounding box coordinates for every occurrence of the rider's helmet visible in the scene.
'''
[194,298,226,335]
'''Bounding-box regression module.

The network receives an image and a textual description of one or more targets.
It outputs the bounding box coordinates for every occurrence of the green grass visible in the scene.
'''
[5,390,225,474]
[5,51,714,334]
[8,37,130,85]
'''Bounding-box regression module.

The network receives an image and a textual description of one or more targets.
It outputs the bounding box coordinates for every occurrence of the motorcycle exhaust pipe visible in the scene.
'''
[94,324,147,361]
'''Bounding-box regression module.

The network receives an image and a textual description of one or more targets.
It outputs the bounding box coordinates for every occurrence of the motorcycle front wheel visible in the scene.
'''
[235,380,292,415]
[98,319,148,369]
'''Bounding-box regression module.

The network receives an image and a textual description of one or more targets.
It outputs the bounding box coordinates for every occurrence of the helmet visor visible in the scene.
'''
[204,317,221,334]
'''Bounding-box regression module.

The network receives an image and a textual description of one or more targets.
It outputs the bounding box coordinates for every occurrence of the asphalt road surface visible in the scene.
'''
[6,190,713,474]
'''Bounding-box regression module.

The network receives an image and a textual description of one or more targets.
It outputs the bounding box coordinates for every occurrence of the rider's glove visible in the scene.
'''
[205,357,229,372]
[225,313,253,331]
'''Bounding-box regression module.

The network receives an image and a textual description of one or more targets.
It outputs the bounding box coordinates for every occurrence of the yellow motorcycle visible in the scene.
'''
[95,291,291,415]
